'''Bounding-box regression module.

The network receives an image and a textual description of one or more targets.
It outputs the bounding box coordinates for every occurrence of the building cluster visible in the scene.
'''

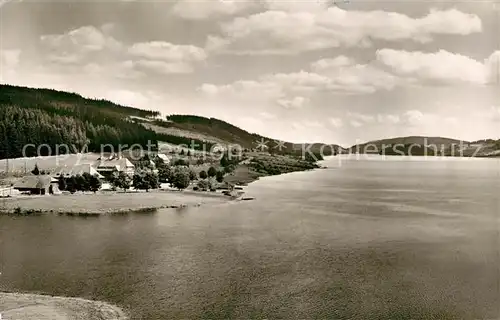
[11,154,170,195]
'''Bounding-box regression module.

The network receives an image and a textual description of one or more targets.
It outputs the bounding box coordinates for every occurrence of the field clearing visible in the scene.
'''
[0,190,228,214]
[143,123,229,146]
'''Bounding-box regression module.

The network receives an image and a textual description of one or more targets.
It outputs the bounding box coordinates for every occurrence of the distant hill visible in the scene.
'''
[349,136,467,155]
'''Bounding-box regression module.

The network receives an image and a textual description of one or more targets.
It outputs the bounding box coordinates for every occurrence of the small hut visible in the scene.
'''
[13,176,59,195]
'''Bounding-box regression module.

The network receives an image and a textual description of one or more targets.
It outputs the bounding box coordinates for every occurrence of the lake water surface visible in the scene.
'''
[1,156,499,319]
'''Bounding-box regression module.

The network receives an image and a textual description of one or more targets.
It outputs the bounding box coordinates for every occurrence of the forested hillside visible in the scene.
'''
[0,85,165,159]
[0,85,218,159]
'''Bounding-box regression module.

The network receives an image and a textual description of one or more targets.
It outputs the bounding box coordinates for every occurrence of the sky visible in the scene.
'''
[0,0,499,146]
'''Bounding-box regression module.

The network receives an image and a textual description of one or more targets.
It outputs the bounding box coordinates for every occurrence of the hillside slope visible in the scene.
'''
[145,115,343,156]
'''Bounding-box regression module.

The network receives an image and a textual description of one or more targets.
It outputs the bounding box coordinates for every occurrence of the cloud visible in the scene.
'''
[489,106,500,122]
[0,49,21,82]
[377,114,401,124]
[350,120,363,128]
[199,54,402,109]
[131,60,197,74]
[348,112,376,124]
[38,26,207,75]
[404,110,428,125]
[276,96,308,109]
[0,49,20,68]
[376,49,493,85]
[41,25,122,56]
[128,41,206,62]
[329,117,343,128]
[171,0,254,20]
[207,8,482,55]
[311,56,354,71]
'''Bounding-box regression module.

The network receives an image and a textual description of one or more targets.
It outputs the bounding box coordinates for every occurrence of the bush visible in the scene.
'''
[174,159,188,166]
[215,170,224,183]
[199,170,208,179]
[207,166,217,177]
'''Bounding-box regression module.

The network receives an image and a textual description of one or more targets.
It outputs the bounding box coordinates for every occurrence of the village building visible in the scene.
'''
[155,153,170,165]
[13,175,59,195]
[95,155,135,177]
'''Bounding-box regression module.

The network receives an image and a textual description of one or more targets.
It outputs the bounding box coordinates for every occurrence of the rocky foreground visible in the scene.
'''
[0,292,127,320]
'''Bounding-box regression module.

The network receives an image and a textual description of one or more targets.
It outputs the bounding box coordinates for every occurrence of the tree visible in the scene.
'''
[75,174,87,192]
[216,170,224,183]
[197,179,210,191]
[66,176,77,194]
[158,164,172,183]
[207,166,217,177]
[199,170,208,179]
[179,149,185,155]
[58,176,67,191]
[171,167,191,190]
[188,167,197,181]
[113,172,131,192]
[132,173,144,191]
[132,171,159,192]
[81,172,93,191]
[187,150,191,157]
[144,172,160,191]
[31,164,40,175]
[89,174,102,193]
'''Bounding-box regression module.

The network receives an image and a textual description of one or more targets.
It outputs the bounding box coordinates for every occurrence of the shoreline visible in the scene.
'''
[0,189,235,216]
[0,291,128,320]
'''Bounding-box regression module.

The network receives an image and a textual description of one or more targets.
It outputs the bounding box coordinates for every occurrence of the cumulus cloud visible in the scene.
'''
[41,25,122,55]
[276,96,308,109]
[128,41,206,62]
[38,25,207,75]
[171,0,254,20]
[199,54,403,109]
[376,49,494,85]
[207,8,482,55]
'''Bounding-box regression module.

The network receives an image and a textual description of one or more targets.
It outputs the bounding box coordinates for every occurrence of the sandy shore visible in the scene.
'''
[0,292,127,320]
[0,190,232,215]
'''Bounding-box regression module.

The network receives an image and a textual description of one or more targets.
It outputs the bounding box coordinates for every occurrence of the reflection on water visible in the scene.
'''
[1,156,499,319]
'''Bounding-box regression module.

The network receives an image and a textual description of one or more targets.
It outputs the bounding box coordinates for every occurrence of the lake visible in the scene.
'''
[1,155,499,319]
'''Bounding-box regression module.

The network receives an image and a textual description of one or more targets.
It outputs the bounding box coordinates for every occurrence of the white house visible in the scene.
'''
[156,153,170,165]
[95,155,135,176]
